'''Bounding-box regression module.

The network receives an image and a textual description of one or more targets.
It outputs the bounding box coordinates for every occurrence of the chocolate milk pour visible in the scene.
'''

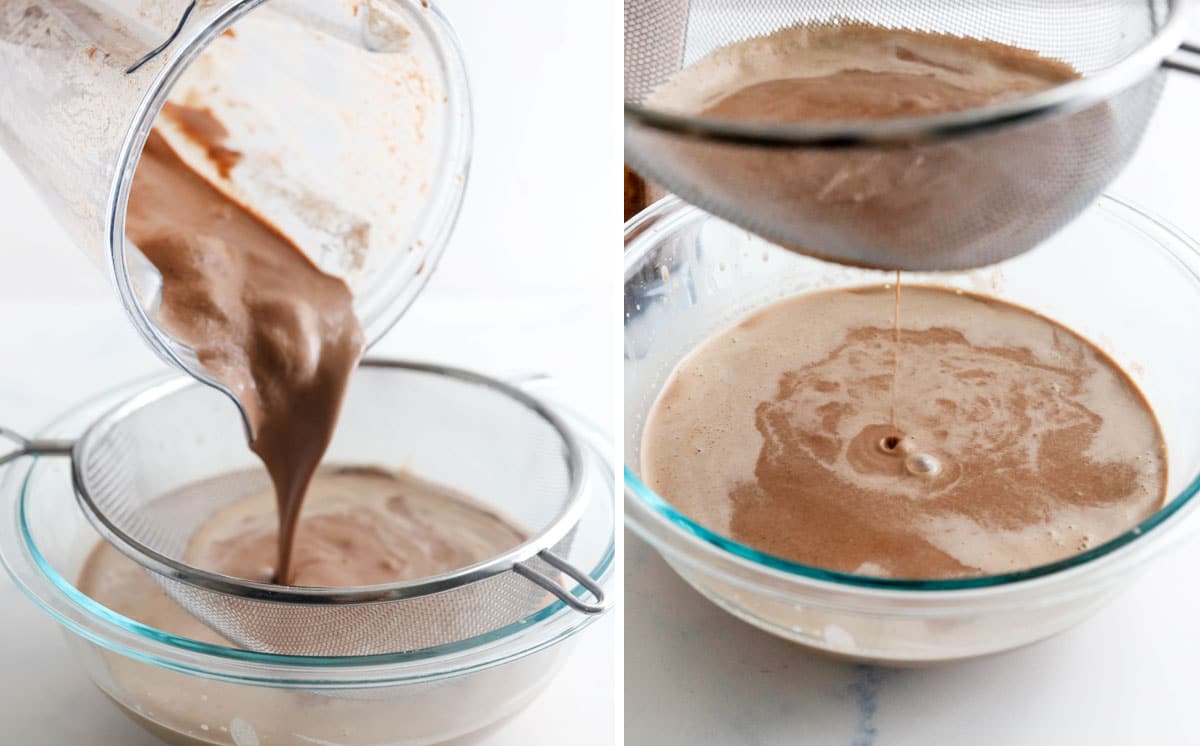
[641,287,1167,579]
[891,270,900,428]
[126,128,365,584]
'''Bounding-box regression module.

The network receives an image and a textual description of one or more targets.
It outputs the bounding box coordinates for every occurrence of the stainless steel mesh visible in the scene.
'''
[70,361,600,657]
[625,0,1188,270]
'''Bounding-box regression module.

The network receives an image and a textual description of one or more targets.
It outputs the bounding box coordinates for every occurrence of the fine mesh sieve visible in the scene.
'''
[0,360,606,657]
[625,0,1200,271]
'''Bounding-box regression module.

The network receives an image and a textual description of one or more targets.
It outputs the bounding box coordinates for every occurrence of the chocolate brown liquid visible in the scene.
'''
[80,468,527,623]
[194,467,523,587]
[701,68,1046,123]
[641,286,1167,579]
[646,23,1094,270]
[690,25,1079,241]
[891,270,900,427]
[75,468,528,743]
[126,129,365,584]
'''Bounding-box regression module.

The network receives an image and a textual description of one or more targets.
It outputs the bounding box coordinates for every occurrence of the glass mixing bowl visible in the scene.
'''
[0,371,614,745]
[625,194,1200,665]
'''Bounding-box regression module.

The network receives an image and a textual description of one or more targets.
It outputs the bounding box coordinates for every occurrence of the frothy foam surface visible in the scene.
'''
[640,286,1167,579]
[648,23,1079,119]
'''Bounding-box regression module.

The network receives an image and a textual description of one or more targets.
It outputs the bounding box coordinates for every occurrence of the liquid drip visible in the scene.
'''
[891,269,901,428]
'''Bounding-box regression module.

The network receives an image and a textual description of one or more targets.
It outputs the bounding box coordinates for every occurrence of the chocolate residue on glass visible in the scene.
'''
[161,102,243,179]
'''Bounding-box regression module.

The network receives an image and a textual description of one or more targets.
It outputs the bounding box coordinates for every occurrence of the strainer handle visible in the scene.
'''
[1165,41,1200,76]
[514,549,609,614]
[0,428,73,467]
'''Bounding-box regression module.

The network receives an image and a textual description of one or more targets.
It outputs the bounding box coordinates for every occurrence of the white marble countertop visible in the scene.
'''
[0,1,615,744]
[625,28,1200,746]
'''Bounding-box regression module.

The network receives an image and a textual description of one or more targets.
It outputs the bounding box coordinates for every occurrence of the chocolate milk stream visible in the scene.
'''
[892,270,900,428]
[125,126,365,585]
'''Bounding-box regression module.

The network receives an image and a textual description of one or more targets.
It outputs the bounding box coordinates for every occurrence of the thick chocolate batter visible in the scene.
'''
[641,286,1167,579]
[126,131,365,584]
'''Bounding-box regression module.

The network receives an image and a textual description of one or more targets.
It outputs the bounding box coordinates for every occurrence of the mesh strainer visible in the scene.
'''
[625,0,1200,270]
[0,360,607,657]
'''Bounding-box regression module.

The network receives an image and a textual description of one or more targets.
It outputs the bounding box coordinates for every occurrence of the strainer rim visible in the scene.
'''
[0,373,614,680]
[623,0,1191,147]
[70,359,590,605]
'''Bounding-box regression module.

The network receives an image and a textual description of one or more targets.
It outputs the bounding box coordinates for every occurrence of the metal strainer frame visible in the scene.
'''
[624,0,1200,270]
[626,0,1197,147]
[0,360,607,651]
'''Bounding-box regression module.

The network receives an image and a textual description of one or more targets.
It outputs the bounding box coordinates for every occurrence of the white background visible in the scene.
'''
[0,1,616,744]
[625,21,1200,746]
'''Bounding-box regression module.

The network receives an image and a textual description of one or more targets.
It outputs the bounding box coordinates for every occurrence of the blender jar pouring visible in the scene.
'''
[0,0,472,424]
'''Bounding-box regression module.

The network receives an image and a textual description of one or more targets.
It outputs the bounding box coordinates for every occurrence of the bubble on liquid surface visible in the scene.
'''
[823,624,856,651]
[905,452,942,477]
[229,718,260,746]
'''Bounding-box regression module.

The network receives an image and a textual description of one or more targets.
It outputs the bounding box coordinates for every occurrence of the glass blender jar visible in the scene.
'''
[0,0,472,422]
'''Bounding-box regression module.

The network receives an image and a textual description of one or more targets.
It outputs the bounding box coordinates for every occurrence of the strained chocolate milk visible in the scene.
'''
[641,286,1167,579]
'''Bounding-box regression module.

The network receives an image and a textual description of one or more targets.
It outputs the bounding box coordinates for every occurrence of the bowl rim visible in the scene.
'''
[623,193,1200,595]
[0,370,615,686]
[623,2,1190,147]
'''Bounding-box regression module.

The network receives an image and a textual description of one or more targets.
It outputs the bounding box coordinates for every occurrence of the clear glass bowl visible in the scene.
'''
[0,371,613,745]
[624,194,1200,664]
